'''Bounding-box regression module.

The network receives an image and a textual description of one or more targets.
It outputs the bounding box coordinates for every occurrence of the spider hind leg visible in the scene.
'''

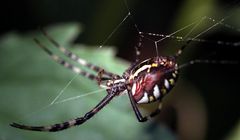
[127,89,163,122]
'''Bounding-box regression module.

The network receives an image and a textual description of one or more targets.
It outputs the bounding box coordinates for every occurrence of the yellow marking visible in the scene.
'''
[146,63,158,73]
[161,88,167,95]
[158,102,163,109]
[151,63,158,67]
[172,73,176,78]
[149,96,154,102]
[129,75,134,80]
[169,79,175,85]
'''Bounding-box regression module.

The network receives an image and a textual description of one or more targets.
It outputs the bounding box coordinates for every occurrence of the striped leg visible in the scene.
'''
[123,35,144,79]
[34,38,108,81]
[174,40,192,58]
[135,35,143,63]
[10,90,116,132]
[177,59,238,71]
[127,89,147,122]
[40,28,116,78]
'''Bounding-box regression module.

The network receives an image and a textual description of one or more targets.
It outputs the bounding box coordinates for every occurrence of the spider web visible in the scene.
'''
[24,0,240,121]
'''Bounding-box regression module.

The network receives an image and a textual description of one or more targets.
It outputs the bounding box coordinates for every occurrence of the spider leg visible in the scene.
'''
[175,16,226,58]
[40,28,116,78]
[134,35,143,63]
[127,89,147,122]
[178,59,238,70]
[34,38,108,81]
[127,89,162,122]
[10,91,116,132]
[174,40,192,58]
[97,69,105,85]
[123,35,144,79]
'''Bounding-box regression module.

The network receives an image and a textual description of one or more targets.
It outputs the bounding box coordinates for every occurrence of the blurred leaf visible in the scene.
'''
[0,23,142,140]
[226,120,240,140]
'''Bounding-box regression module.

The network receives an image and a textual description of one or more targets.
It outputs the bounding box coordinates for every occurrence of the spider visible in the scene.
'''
[10,22,231,132]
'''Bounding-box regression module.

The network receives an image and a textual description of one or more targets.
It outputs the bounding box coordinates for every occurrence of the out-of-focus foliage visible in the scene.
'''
[0,23,176,140]
[1,0,240,139]
[226,120,240,140]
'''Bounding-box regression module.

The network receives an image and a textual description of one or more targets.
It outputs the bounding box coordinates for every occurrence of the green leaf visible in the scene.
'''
[0,23,176,140]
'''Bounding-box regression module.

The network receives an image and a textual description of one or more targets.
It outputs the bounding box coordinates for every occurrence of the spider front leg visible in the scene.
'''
[10,90,117,132]
[97,69,105,85]
[123,35,144,79]
[97,69,122,87]
[34,38,113,84]
[127,88,162,122]
[39,28,116,78]
[135,35,143,63]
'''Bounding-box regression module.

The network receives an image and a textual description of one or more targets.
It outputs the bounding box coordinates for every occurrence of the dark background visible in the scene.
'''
[0,0,239,140]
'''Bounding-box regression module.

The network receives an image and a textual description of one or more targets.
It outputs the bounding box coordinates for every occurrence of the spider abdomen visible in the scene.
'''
[129,57,178,104]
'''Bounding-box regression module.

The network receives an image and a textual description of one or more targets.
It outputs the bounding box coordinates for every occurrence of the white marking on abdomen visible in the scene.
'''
[153,85,160,98]
[164,79,170,89]
[137,92,148,104]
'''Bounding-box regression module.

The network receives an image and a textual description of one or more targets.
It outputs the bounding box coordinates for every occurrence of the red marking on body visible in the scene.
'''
[145,71,163,91]
[132,79,144,101]
[132,71,163,102]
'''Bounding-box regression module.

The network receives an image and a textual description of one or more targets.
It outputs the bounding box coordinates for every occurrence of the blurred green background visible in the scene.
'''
[0,0,240,140]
